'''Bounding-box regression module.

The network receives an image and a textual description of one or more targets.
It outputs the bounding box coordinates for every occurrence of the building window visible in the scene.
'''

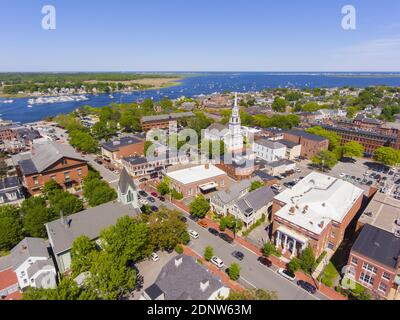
[378,282,387,294]
[359,273,374,286]
[64,172,71,181]
[33,176,39,186]
[77,169,82,176]
[382,272,391,281]
[51,175,56,181]
[351,257,358,266]
[327,242,335,250]
[362,263,378,274]
[61,159,67,165]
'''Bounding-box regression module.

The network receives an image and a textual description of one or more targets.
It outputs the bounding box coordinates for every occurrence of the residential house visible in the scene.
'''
[10,238,57,290]
[279,139,302,160]
[101,135,145,164]
[141,255,230,300]
[0,256,20,300]
[231,186,275,228]
[264,159,297,176]
[253,138,286,163]
[0,176,25,206]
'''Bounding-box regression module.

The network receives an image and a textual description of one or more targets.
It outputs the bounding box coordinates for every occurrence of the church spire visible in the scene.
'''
[234,92,238,107]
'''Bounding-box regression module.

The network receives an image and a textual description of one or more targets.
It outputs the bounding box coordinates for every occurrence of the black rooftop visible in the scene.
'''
[286,130,328,142]
[352,224,400,270]
[0,176,20,190]
[18,159,38,175]
[145,283,165,300]
[101,136,142,152]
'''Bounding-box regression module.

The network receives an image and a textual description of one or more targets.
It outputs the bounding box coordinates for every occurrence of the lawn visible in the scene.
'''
[320,262,340,288]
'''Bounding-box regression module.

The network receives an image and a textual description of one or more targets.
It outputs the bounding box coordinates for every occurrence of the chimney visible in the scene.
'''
[174,257,183,268]
[200,280,210,292]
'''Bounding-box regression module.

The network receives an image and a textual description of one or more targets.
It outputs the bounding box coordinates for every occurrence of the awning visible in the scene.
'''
[199,182,218,191]
[277,225,309,244]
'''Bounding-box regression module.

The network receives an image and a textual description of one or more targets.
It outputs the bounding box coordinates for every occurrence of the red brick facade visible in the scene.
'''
[283,132,329,159]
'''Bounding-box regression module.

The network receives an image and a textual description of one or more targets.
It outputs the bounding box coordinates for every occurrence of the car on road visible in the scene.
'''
[208,228,220,237]
[139,190,148,197]
[232,251,245,261]
[219,233,234,244]
[95,158,103,165]
[295,168,301,173]
[339,173,346,178]
[297,280,317,294]
[139,198,149,206]
[211,256,224,269]
[179,216,187,223]
[198,220,208,228]
[151,192,159,198]
[278,268,296,282]
[272,184,282,191]
[158,196,166,202]
[258,256,272,267]
[366,180,373,186]
[189,215,199,222]
[139,178,148,183]
[151,206,158,212]
[151,252,160,262]
[188,230,199,239]
[147,196,156,203]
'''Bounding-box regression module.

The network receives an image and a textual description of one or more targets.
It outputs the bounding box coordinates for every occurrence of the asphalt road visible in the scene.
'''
[149,197,326,301]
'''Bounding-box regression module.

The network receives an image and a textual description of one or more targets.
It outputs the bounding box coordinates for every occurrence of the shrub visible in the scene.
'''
[288,258,301,273]
[263,242,275,257]
[171,189,183,200]
[204,246,214,262]
[321,277,334,288]
[228,263,241,281]
[175,245,183,254]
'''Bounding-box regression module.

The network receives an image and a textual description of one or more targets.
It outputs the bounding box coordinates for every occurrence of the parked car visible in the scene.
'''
[139,177,148,183]
[139,198,149,206]
[139,190,148,197]
[147,196,156,203]
[198,220,208,228]
[232,251,244,261]
[339,173,346,178]
[219,233,234,244]
[272,184,282,191]
[151,192,159,198]
[278,268,296,281]
[179,216,187,223]
[297,280,317,294]
[188,230,199,239]
[295,168,301,173]
[366,180,374,186]
[151,252,160,262]
[258,256,272,268]
[158,196,166,202]
[151,206,159,212]
[208,228,220,237]
[211,256,224,269]
[189,215,199,222]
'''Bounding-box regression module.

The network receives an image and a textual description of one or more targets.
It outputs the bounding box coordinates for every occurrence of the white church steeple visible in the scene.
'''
[226,93,243,152]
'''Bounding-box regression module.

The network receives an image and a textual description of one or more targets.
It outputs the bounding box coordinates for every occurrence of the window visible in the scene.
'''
[359,273,374,286]
[378,282,387,293]
[351,257,358,266]
[221,179,225,186]
[64,172,71,181]
[61,159,67,165]
[51,175,56,180]
[382,272,391,281]
[33,176,39,186]
[327,242,335,250]
[362,263,378,274]
[77,169,82,176]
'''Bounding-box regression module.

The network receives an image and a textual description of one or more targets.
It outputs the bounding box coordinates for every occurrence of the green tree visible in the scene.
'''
[69,130,99,153]
[227,288,278,300]
[228,263,241,281]
[83,177,117,207]
[299,246,316,274]
[374,147,400,167]
[20,197,53,238]
[189,196,210,219]
[49,191,84,216]
[306,126,341,152]
[250,180,263,192]
[204,246,214,262]
[288,258,301,273]
[341,141,364,159]
[0,205,23,250]
[70,236,97,277]
[42,180,62,198]
[272,97,287,112]
[159,97,174,111]
[88,251,136,300]
[100,216,150,265]
[263,242,275,257]
[157,181,170,196]
[312,150,338,171]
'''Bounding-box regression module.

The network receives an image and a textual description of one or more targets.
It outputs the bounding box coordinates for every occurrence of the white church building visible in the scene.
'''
[204,93,244,153]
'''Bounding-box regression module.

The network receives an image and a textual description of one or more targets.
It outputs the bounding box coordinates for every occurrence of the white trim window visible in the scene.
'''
[351,257,358,266]
[378,282,387,294]
[382,272,391,281]
[362,262,377,274]
[359,272,375,287]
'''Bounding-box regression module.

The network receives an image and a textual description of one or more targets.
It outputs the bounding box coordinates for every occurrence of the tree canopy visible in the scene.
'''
[374,147,400,167]
[189,196,210,218]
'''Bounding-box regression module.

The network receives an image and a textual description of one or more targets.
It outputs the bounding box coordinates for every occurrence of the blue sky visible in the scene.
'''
[1,0,400,71]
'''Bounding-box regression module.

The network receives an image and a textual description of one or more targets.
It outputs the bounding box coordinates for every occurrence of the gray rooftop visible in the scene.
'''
[352,224,400,270]
[286,130,328,142]
[101,136,142,152]
[152,255,225,300]
[211,179,253,205]
[266,159,296,168]
[26,259,54,279]
[10,238,50,270]
[141,112,195,123]
[118,168,137,194]
[235,186,275,214]
[18,141,87,175]
[207,123,228,133]
[255,138,286,150]
[0,255,12,272]
[279,139,301,149]
[45,201,140,255]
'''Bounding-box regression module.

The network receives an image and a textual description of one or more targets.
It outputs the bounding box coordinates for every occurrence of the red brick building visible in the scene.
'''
[283,130,329,159]
[140,112,194,131]
[346,224,400,299]
[17,142,88,195]
[101,135,145,163]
